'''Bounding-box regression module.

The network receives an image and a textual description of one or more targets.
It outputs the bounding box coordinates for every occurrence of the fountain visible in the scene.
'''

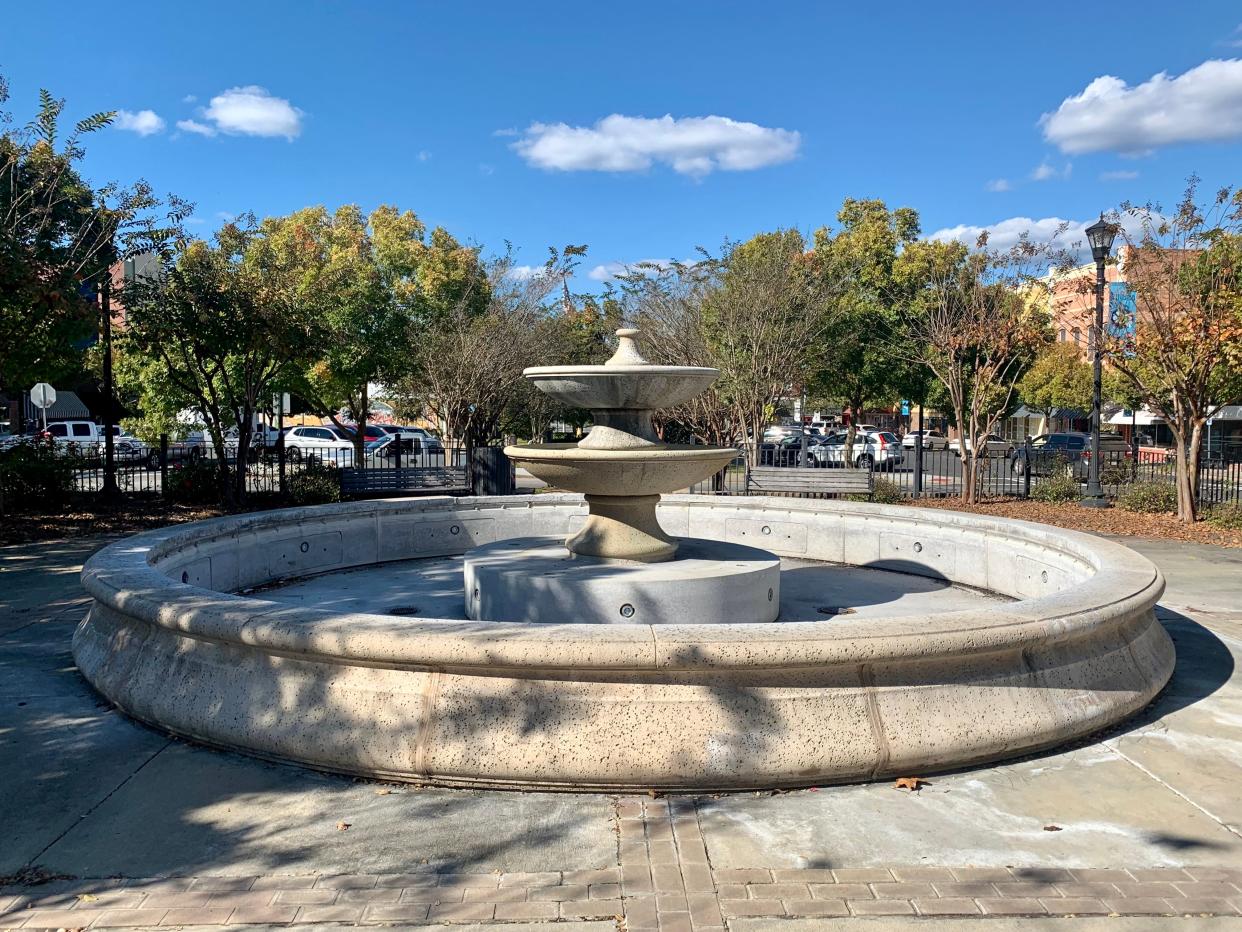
[71,327,1175,791]
[464,328,780,625]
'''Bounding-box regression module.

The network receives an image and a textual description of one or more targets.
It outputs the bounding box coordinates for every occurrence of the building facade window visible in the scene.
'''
[1072,327,1081,345]
[1059,328,1066,342]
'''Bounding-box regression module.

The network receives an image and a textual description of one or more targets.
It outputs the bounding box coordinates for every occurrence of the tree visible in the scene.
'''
[896,236,1057,503]
[1104,179,1242,522]
[0,75,185,400]
[702,231,834,459]
[1018,342,1093,431]
[392,248,581,449]
[809,199,925,459]
[120,220,310,504]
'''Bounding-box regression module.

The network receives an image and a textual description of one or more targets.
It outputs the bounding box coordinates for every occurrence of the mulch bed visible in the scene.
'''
[908,496,1242,549]
[0,500,234,547]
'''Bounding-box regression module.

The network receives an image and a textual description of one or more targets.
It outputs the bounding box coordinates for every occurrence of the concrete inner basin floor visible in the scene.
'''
[2,530,1241,929]
[254,553,1010,620]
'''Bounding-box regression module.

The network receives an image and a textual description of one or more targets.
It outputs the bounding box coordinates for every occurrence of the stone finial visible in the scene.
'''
[605,328,649,367]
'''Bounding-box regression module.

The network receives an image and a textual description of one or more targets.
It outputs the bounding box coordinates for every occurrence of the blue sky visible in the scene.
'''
[4,1,1242,285]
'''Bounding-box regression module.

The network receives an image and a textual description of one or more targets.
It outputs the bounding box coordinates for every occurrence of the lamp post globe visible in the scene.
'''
[1081,215,1118,509]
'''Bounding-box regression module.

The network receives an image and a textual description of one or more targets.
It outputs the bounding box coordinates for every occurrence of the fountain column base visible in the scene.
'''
[568,493,677,563]
[463,536,781,625]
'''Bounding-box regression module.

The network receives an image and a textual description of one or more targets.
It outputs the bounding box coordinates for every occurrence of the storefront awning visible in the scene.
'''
[1107,408,1161,426]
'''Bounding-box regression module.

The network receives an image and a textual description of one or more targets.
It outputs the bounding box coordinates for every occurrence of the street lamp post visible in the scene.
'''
[1081,215,1118,509]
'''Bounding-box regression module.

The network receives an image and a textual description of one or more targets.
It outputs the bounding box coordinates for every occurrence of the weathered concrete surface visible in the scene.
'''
[692,537,1242,870]
[733,920,1242,931]
[0,537,613,878]
[260,552,1008,621]
[71,495,1173,790]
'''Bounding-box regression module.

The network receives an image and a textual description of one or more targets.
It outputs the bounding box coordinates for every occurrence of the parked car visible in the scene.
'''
[376,424,445,454]
[1009,432,1128,476]
[949,434,1014,458]
[281,425,355,466]
[902,429,948,451]
[811,430,905,470]
[362,434,444,465]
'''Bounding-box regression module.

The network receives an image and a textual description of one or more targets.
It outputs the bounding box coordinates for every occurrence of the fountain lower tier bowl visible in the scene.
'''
[504,443,736,496]
[73,494,1174,792]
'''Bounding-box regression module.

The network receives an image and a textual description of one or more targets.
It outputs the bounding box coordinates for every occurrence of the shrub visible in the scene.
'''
[870,478,904,504]
[1099,462,1131,486]
[0,439,77,506]
[1205,502,1242,530]
[165,459,223,506]
[1031,472,1081,504]
[287,463,341,506]
[1116,481,1178,514]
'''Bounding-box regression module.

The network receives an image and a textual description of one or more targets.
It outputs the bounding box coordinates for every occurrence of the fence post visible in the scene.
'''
[277,432,287,497]
[913,435,923,499]
[1131,431,1139,483]
[159,434,169,498]
[1022,437,1032,499]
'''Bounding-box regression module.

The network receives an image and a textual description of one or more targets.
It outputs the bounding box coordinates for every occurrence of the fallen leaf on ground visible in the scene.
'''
[894,776,926,791]
[374,788,391,795]
[1043,824,1063,832]
[336,821,351,831]
[76,893,98,902]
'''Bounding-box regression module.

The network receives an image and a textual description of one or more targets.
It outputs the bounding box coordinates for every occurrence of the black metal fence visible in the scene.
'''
[688,440,1242,506]
[56,436,512,501]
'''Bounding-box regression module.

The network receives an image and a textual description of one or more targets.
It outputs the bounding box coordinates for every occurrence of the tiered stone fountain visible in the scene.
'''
[71,326,1175,791]
[464,329,781,625]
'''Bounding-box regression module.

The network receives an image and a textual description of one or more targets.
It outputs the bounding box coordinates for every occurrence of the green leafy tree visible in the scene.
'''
[0,75,185,401]
[120,221,311,504]
[1017,342,1093,432]
[809,198,925,458]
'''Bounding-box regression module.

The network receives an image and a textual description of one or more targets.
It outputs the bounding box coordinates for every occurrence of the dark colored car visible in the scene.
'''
[1009,432,1128,476]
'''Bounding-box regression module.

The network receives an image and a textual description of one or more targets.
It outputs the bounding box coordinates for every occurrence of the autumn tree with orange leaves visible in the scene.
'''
[1105,179,1242,522]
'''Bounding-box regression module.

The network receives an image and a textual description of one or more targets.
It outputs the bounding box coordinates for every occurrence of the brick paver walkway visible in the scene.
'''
[4,796,1241,929]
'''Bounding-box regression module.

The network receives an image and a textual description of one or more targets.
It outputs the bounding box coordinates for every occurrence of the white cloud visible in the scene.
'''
[417,150,431,161]
[114,109,165,136]
[587,258,699,281]
[203,86,303,140]
[930,213,1148,261]
[182,94,198,104]
[176,119,217,137]
[1031,160,1071,181]
[1226,25,1242,48]
[1100,169,1139,181]
[985,178,1011,192]
[1040,58,1242,154]
[512,114,800,177]
[508,265,549,281]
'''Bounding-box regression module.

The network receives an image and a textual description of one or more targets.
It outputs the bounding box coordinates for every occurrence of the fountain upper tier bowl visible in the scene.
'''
[521,364,719,413]
[504,443,735,496]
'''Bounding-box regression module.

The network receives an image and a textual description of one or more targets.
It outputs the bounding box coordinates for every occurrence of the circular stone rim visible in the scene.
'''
[72,494,1173,792]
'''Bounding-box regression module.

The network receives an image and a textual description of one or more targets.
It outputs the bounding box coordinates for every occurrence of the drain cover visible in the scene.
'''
[388,605,421,616]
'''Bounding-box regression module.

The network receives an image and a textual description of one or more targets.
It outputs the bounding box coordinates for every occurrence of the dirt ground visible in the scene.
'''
[0,500,234,546]
[909,495,1242,549]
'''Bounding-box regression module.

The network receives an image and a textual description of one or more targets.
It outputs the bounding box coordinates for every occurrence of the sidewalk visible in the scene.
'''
[1,532,1240,929]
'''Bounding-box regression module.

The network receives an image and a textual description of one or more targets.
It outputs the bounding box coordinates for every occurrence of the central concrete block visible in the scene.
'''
[463,535,781,625]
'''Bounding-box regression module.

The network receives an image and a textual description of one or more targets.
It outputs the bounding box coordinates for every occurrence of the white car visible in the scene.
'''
[281,425,356,466]
[810,430,905,470]
[902,430,948,451]
[949,434,1014,457]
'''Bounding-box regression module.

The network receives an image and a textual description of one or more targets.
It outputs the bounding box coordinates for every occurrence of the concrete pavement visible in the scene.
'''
[1,528,1241,928]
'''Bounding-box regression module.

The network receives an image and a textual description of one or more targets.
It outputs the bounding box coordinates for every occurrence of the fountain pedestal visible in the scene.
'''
[464,536,780,625]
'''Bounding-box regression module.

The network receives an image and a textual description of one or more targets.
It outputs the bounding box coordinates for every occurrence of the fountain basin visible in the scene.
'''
[73,494,1173,791]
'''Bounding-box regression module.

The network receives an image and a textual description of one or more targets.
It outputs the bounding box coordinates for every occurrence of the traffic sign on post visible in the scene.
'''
[30,383,56,432]
[30,383,56,409]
